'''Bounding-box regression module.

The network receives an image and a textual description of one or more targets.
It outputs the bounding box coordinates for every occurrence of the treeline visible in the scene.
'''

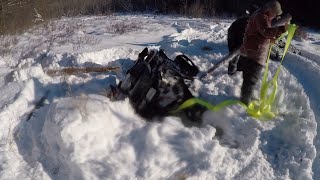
[0,0,262,35]
[0,0,116,34]
[0,0,318,35]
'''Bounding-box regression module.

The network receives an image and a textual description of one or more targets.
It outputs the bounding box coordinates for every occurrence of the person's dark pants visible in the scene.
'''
[228,56,263,105]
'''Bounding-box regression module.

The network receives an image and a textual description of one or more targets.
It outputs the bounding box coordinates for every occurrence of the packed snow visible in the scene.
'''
[0,14,319,179]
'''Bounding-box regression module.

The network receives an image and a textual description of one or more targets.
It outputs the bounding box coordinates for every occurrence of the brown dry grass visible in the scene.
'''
[46,66,119,76]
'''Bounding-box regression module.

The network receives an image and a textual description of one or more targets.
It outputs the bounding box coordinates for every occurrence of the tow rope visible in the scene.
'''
[174,24,298,120]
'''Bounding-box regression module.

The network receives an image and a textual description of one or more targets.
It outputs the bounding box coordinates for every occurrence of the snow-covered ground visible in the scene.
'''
[0,14,319,179]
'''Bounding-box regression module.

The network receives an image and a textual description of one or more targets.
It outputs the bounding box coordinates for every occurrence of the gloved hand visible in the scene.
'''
[279,23,288,33]
[284,22,289,30]
[281,13,292,23]
[228,57,239,76]
[280,13,292,32]
[271,37,277,44]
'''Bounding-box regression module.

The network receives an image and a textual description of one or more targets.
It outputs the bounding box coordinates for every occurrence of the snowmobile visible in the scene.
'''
[111,47,205,122]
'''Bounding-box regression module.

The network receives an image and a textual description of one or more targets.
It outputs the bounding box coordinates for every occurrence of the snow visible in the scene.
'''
[0,14,319,179]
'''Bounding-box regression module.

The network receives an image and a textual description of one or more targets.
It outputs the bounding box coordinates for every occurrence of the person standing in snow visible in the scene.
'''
[228,0,291,105]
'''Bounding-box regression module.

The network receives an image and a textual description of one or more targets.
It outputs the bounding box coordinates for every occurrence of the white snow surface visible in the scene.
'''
[0,14,319,180]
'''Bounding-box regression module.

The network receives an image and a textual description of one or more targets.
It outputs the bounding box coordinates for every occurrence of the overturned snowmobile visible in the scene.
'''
[116,48,204,121]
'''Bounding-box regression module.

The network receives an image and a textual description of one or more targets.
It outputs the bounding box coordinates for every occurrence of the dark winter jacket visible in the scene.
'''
[227,15,249,52]
[240,9,286,65]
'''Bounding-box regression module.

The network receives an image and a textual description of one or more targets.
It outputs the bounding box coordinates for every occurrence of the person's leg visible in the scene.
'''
[240,59,263,105]
[241,72,257,105]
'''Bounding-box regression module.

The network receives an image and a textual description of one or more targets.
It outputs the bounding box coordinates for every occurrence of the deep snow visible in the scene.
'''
[0,14,319,180]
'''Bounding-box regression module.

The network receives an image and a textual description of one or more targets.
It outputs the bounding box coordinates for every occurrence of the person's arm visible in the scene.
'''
[271,13,292,27]
[256,14,286,39]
